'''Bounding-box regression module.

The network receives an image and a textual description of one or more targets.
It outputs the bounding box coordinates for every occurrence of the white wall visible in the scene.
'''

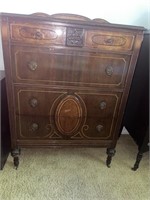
[0,0,149,70]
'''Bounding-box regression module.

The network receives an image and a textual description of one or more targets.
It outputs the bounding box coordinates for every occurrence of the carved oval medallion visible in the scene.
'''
[55,95,83,135]
[92,35,126,46]
[19,27,58,40]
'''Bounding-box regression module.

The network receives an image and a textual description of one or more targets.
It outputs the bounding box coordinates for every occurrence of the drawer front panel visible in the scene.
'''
[15,88,121,117]
[12,46,130,87]
[85,30,135,51]
[16,115,116,140]
[15,88,121,140]
[10,24,66,45]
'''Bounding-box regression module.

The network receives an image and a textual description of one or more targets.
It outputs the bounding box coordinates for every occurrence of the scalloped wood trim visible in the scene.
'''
[30,12,50,17]
[92,18,110,23]
[30,13,109,23]
[50,13,90,21]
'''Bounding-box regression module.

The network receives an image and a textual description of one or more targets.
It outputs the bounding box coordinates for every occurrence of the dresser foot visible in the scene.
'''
[11,148,21,169]
[131,152,143,171]
[106,148,116,168]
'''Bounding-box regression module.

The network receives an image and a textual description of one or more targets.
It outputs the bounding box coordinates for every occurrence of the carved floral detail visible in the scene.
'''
[66,27,84,47]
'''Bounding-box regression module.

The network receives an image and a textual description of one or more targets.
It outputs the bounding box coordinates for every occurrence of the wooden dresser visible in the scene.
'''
[0,13,144,168]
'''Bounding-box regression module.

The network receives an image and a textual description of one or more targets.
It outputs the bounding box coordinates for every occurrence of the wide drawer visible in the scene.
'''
[16,115,116,140]
[10,23,66,45]
[15,87,121,116]
[10,22,135,53]
[12,46,130,88]
[85,30,135,51]
[15,87,121,140]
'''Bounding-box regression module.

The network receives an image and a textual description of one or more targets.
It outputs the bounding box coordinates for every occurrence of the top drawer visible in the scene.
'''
[85,30,135,51]
[10,23,66,45]
[9,22,135,52]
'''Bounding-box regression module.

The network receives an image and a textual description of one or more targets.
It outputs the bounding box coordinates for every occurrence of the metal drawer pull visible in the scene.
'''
[105,66,113,76]
[104,38,114,45]
[30,123,39,132]
[100,101,106,109]
[28,61,38,71]
[34,31,43,39]
[29,98,38,108]
[96,125,103,132]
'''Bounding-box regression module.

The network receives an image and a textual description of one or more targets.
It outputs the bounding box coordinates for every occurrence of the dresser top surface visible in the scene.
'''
[0,12,146,32]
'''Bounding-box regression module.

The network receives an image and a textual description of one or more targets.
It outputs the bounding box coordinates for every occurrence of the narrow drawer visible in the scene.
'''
[10,23,66,45]
[85,30,135,51]
[12,46,130,88]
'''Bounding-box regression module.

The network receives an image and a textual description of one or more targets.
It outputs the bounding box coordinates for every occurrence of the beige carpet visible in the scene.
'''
[0,134,149,200]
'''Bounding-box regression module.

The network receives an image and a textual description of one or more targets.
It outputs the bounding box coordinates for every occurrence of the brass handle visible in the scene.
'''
[29,98,38,108]
[34,31,43,39]
[105,66,113,76]
[100,101,106,109]
[96,125,103,132]
[28,61,38,71]
[104,38,114,45]
[30,123,39,132]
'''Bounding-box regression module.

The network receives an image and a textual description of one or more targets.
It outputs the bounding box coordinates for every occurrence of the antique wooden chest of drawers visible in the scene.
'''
[0,13,144,168]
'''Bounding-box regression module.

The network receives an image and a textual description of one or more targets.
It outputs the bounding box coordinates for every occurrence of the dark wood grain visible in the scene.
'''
[0,13,144,168]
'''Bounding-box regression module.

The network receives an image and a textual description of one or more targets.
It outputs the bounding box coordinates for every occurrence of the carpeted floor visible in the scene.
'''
[0,134,149,200]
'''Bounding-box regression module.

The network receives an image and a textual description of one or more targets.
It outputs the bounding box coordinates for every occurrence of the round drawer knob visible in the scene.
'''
[34,31,43,39]
[29,98,38,108]
[105,66,113,76]
[104,38,114,45]
[100,101,107,109]
[96,125,103,132]
[28,61,38,71]
[30,123,39,132]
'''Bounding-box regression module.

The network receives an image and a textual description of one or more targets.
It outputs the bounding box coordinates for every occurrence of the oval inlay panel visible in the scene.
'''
[19,27,58,40]
[55,95,83,135]
[92,35,126,46]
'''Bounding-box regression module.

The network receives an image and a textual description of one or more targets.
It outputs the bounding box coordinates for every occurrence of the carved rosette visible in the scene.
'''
[66,27,84,47]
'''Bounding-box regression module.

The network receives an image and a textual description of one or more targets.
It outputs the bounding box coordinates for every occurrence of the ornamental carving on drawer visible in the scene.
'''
[66,27,84,47]
[92,35,127,46]
[19,27,58,40]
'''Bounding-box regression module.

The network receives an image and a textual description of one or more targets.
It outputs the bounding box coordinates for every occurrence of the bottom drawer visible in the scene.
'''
[16,114,117,140]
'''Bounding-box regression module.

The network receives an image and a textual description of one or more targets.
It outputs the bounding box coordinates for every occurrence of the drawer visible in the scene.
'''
[10,23,66,45]
[12,46,130,88]
[16,115,115,140]
[85,30,135,51]
[15,87,121,139]
[15,88,121,117]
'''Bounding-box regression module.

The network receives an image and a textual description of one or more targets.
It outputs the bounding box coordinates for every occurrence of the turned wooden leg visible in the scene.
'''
[106,148,116,168]
[11,148,21,169]
[132,152,143,171]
